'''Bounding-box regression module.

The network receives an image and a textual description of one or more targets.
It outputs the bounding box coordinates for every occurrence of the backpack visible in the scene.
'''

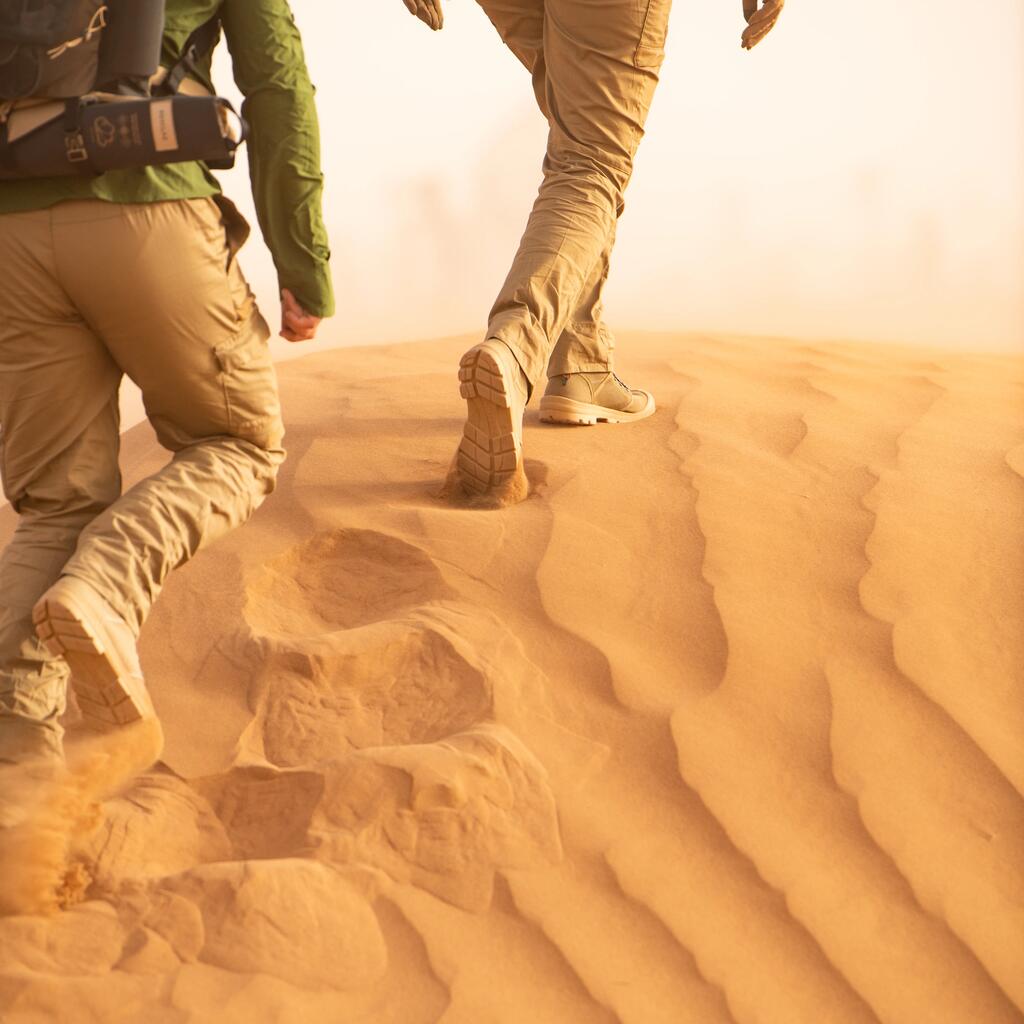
[0,0,245,180]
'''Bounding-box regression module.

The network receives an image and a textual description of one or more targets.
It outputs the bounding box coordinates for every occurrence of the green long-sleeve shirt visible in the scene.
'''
[0,0,334,318]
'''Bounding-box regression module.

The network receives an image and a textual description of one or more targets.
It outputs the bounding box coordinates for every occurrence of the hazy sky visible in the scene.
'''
[220,0,1022,362]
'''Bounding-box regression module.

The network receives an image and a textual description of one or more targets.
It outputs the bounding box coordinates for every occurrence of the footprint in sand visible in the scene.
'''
[241,529,493,760]
[199,529,562,911]
[254,617,495,764]
[244,529,451,637]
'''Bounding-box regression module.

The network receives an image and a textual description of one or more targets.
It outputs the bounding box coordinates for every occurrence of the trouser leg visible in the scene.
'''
[0,210,122,761]
[49,198,285,633]
[479,0,671,389]
[477,0,618,379]
[475,0,544,80]
[546,230,617,377]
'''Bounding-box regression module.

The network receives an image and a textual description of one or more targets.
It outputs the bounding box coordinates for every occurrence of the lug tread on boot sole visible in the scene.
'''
[457,347,521,494]
[32,597,146,727]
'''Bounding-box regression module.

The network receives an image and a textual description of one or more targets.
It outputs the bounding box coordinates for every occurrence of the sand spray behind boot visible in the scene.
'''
[0,718,163,915]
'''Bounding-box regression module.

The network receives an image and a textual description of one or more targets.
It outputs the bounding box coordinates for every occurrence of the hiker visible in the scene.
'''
[0,0,332,765]
[404,0,785,497]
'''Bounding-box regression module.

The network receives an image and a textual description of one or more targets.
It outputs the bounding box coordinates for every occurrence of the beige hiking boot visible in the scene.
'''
[32,577,155,730]
[456,339,530,495]
[539,371,655,425]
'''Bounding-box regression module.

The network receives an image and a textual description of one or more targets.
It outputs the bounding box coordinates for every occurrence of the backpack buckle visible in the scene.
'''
[64,130,88,162]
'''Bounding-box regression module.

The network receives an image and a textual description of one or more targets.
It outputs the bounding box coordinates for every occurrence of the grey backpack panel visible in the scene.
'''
[0,0,109,100]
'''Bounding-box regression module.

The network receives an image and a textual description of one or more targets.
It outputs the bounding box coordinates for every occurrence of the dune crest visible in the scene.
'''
[0,332,1021,1023]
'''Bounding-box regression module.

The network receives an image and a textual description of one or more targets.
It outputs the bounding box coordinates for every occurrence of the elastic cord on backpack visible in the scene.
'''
[46,5,108,61]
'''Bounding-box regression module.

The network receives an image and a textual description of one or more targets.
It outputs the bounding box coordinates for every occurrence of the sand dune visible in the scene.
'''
[0,332,1021,1023]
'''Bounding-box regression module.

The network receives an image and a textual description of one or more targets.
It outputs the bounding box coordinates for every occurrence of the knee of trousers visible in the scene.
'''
[211,433,286,501]
[4,460,121,520]
[9,490,119,526]
[259,439,286,496]
[222,411,286,502]
[0,673,66,722]
[0,626,68,737]
[543,147,631,208]
[2,490,120,575]
[0,710,64,764]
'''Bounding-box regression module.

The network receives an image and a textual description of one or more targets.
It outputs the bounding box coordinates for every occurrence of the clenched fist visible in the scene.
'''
[742,0,784,49]
[402,0,444,31]
[280,288,321,343]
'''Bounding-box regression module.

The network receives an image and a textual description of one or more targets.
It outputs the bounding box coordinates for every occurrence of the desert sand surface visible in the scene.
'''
[0,331,1022,1024]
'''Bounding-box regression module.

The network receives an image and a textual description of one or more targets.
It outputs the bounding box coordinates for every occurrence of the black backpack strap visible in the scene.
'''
[0,118,17,174]
[61,97,96,172]
[161,14,221,95]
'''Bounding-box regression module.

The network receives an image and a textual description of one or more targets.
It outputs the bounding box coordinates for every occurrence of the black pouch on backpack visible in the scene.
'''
[0,92,244,179]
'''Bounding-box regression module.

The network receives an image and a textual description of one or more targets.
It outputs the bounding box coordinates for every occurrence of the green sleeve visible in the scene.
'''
[219,0,334,318]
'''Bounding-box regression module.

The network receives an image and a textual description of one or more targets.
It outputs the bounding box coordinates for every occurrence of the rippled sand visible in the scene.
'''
[1,332,1021,1024]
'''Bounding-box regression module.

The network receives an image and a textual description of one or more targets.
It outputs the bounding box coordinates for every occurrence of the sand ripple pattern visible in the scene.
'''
[0,334,1021,1023]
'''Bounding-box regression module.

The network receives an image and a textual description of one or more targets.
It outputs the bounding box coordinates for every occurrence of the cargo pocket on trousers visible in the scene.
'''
[213,323,284,451]
[635,0,672,69]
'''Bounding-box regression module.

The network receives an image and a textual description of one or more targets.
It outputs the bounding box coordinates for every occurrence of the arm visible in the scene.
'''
[742,0,784,50]
[220,0,333,339]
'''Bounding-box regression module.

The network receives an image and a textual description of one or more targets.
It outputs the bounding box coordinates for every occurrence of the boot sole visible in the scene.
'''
[538,392,656,426]
[33,591,150,728]
[457,345,523,494]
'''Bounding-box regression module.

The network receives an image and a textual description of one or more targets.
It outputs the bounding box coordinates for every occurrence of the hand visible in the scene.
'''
[280,288,321,343]
[402,0,444,31]
[742,0,784,50]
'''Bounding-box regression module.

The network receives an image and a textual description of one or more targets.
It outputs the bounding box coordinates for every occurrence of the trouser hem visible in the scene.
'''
[485,315,548,395]
[546,360,613,378]
[59,568,143,637]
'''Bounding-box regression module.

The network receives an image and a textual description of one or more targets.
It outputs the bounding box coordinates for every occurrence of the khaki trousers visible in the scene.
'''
[478,0,672,385]
[0,198,284,761]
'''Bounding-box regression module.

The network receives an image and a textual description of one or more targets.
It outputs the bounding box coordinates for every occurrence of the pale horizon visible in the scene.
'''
[216,0,1022,362]
[117,0,1022,425]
